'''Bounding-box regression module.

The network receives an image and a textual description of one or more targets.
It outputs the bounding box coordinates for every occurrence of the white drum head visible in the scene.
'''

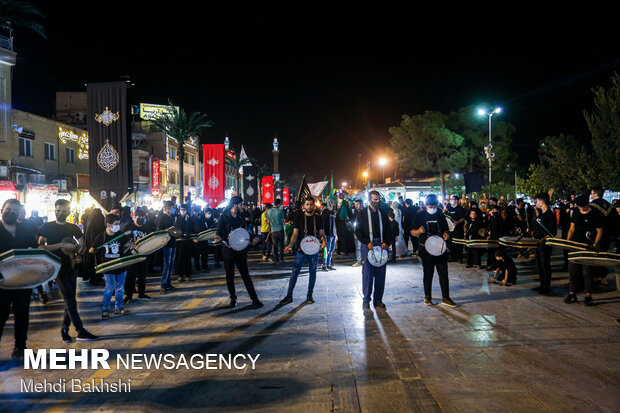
[228,228,250,251]
[135,231,170,255]
[367,246,388,267]
[301,236,321,255]
[446,216,455,232]
[425,235,447,256]
[0,249,61,290]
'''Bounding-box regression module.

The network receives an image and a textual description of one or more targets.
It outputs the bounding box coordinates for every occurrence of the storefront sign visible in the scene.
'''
[139,103,179,121]
[151,158,160,196]
[58,126,89,160]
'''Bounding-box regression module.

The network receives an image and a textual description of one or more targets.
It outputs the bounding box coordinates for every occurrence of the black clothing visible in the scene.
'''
[496,257,517,284]
[222,248,258,300]
[0,222,39,252]
[402,205,418,231]
[92,231,131,274]
[570,210,603,245]
[412,210,449,258]
[422,254,449,298]
[217,210,248,240]
[55,274,85,332]
[294,213,324,250]
[488,213,504,239]
[38,222,83,277]
[126,221,153,243]
[157,213,177,247]
[590,198,616,249]
[0,222,39,350]
[322,209,336,237]
[532,209,557,240]
[0,289,31,349]
[354,207,393,245]
[445,205,465,232]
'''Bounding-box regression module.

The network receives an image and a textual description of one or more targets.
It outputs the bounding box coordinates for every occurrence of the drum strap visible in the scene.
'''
[367,207,383,242]
[304,214,316,237]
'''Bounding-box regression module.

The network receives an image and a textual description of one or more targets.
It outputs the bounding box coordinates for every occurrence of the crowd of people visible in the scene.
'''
[0,187,618,361]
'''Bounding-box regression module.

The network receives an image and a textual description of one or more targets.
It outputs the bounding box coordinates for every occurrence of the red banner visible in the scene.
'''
[262,175,274,205]
[151,157,160,196]
[283,187,289,207]
[203,144,225,207]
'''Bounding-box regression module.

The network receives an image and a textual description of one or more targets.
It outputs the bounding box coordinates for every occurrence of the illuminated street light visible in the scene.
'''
[378,157,387,181]
[342,182,348,187]
[362,171,368,178]
[476,107,502,188]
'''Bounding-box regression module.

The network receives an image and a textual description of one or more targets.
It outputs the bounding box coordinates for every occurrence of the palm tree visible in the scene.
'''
[151,100,213,204]
[0,0,47,46]
[225,148,256,193]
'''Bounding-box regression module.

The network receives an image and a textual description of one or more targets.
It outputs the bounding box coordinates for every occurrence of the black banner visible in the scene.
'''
[242,165,258,204]
[297,175,311,202]
[274,180,283,201]
[87,81,132,212]
[464,172,485,194]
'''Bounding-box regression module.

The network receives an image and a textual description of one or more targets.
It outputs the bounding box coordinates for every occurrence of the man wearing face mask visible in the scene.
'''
[353,191,393,310]
[38,199,98,342]
[411,194,456,307]
[215,196,263,308]
[0,200,39,359]
[157,200,178,293]
[530,193,557,295]
[124,208,153,302]
[445,195,466,263]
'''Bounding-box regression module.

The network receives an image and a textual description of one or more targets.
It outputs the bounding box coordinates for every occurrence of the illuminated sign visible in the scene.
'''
[139,103,180,121]
[151,158,160,196]
[58,127,89,160]
[226,150,236,159]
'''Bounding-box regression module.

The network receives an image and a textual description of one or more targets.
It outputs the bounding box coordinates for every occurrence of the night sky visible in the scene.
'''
[11,2,620,189]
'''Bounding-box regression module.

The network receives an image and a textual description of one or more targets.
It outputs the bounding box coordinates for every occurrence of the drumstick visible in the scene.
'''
[535,218,556,238]
[95,231,132,250]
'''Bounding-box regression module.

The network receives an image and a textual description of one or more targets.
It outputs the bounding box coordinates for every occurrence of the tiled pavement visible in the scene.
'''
[0,250,619,412]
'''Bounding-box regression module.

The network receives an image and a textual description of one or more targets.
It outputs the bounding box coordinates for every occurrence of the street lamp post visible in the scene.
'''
[477,107,501,189]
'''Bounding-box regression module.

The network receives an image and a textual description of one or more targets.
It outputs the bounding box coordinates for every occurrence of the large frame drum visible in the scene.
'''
[0,249,62,290]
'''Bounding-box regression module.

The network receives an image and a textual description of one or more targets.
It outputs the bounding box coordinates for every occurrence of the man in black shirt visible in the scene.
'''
[281,197,325,305]
[175,204,195,282]
[215,196,262,308]
[38,199,98,342]
[157,200,177,293]
[0,200,39,359]
[321,201,337,271]
[530,193,557,295]
[352,199,364,266]
[445,195,465,263]
[486,205,504,270]
[125,208,153,302]
[402,199,418,256]
[589,188,616,251]
[411,194,456,307]
[353,191,393,310]
[564,195,604,306]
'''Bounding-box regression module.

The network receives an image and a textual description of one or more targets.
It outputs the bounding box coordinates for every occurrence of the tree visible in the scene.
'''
[225,148,256,193]
[389,111,467,196]
[584,72,620,191]
[447,104,517,183]
[151,101,213,204]
[0,0,46,40]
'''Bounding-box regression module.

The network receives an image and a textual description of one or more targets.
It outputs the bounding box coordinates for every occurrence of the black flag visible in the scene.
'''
[297,175,311,202]
[87,81,132,211]
[274,180,283,201]
[242,165,258,204]
[464,172,485,194]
